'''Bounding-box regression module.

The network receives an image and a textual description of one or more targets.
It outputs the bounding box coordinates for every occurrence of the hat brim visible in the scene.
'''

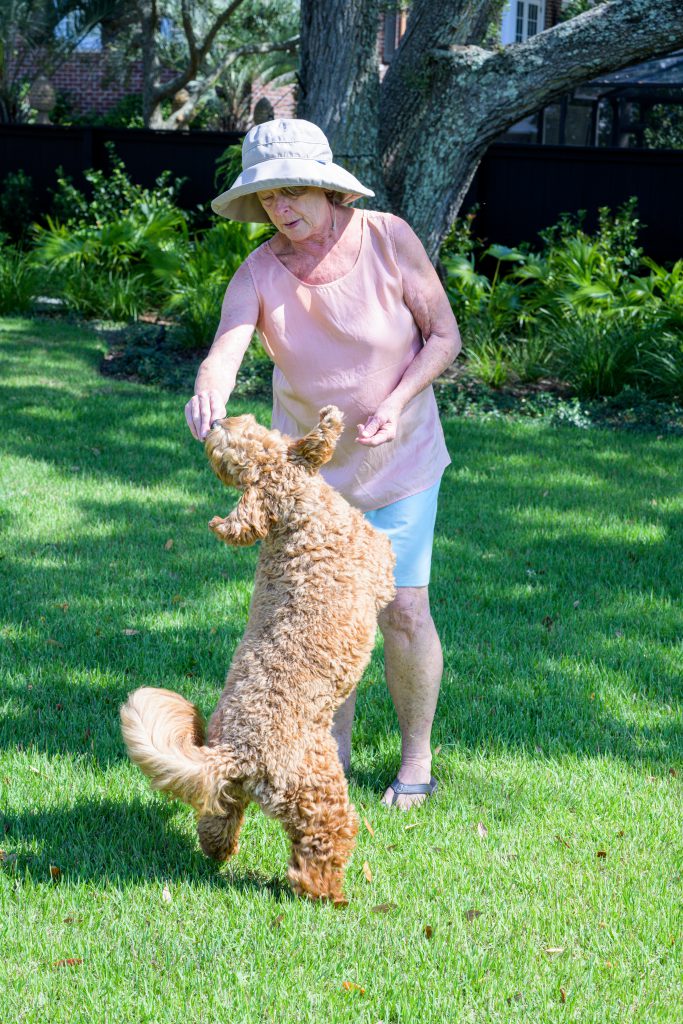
[211,157,375,222]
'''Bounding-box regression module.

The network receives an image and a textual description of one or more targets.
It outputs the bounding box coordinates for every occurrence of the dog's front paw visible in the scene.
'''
[318,405,344,431]
[208,515,232,540]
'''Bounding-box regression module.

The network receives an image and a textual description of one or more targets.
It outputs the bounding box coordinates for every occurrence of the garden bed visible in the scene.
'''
[95,317,683,436]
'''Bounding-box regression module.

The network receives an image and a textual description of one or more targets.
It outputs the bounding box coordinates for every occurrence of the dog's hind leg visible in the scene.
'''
[265,743,359,901]
[197,788,250,863]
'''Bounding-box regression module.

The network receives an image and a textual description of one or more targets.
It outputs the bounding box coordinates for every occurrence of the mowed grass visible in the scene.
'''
[1,316,682,1024]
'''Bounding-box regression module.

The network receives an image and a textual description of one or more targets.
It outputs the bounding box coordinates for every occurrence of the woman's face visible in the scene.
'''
[257,186,331,239]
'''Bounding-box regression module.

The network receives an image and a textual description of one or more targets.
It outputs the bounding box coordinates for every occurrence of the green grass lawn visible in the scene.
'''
[1,316,682,1023]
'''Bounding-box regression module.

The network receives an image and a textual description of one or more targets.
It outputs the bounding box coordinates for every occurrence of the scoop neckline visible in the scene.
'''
[265,209,366,288]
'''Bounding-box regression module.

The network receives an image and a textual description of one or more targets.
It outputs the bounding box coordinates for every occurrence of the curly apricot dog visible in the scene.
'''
[120,406,395,901]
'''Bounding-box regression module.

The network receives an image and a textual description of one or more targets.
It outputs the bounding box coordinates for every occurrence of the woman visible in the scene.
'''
[185,119,461,810]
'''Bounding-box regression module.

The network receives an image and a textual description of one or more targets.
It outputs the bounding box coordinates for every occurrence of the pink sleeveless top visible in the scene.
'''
[245,210,451,512]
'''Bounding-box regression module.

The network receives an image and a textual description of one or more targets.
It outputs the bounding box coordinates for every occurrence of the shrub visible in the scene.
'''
[0,170,37,246]
[0,244,39,314]
[48,143,186,229]
[164,220,272,349]
[443,198,683,401]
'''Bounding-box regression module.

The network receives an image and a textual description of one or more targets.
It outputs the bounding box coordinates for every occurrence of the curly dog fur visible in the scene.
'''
[120,406,395,901]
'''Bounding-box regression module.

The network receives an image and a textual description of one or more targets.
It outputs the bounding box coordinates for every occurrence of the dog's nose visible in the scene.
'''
[210,419,223,430]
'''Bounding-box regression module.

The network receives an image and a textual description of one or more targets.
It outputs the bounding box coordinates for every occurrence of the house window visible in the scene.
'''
[515,2,525,43]
[527,3,539,35]
[503,0,546,45]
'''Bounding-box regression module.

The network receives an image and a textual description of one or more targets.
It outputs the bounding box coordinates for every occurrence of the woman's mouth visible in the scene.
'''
[283,219,301,228]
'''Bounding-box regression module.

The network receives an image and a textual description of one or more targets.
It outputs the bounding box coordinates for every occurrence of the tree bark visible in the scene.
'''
[298,0,388,206]
[299,0,683,259]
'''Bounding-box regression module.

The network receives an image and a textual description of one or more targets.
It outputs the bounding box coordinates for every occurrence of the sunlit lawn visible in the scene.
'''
[1,316,681,1023]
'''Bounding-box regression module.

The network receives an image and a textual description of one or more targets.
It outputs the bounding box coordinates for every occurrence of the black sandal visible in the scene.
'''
[387,776,438,806]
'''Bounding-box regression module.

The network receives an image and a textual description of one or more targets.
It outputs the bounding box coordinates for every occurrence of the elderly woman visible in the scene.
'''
[185,119,461,810]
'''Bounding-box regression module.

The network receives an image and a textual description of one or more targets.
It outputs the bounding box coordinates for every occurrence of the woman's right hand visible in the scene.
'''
[185,390,227,441]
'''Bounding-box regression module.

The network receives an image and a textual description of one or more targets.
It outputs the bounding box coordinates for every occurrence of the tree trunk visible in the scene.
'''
[299,0,683,260]
[298,0,388,207]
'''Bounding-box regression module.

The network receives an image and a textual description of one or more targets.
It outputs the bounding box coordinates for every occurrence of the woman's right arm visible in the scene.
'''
[184,261,260,440]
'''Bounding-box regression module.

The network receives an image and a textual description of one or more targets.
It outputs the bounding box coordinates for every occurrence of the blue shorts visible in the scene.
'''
[364,479,441,589]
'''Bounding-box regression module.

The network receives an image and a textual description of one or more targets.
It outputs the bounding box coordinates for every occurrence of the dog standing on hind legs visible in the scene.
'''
[120,405,395,902]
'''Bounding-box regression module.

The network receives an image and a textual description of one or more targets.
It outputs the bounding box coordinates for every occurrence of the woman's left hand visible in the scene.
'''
[356,400,402,447]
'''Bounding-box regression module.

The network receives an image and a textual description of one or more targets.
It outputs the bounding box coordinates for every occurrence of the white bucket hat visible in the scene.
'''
[211,118,375,222]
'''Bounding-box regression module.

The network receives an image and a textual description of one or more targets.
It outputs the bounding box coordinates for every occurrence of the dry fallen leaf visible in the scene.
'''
[164,539,174,551]
[46,639,63,648]
[363,818,375,837]
[162,884,172,903]
[123,629,140,636]
[597,850,607,859]
[0,850,17,865]
[28,766,42,776]
[404,823,420,832]
[385,844,398,851]
[424,925,434,939]
[560,987,567,1004]
[371,902,397,914]
[544,947,565,955]
[342,981,365,994]
[433,745,442,756]
[270,913,284,929]
[53,958,83,968]
[477,822,488,839]
[465,909,482,922]
[50,865,61,882]
[362,861,373,883]
[56,602,69,613]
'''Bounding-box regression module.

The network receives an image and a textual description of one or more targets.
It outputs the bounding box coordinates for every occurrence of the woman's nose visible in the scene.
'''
[272,196,291,216]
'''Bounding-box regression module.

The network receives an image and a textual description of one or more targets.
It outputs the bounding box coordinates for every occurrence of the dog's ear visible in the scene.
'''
[208,487,271,546]
[288,405,344,473]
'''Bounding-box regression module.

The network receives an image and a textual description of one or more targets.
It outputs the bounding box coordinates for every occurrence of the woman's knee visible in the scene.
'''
[379,586,432,640]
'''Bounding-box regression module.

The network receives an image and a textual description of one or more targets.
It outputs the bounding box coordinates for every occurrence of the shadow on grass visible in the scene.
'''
[2,318,682,797]
[1,795,292,898]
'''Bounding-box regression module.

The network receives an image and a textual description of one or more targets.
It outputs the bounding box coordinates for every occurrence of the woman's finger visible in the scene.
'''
[185,396,201,440]
[198,393,214,439]
[357,423,394,447]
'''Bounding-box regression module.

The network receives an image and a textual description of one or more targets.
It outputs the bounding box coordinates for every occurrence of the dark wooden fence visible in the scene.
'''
[463,143,683,265]
[2,125,682,263]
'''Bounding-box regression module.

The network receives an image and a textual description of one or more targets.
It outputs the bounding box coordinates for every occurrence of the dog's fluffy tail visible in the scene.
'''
[120,687,232,816]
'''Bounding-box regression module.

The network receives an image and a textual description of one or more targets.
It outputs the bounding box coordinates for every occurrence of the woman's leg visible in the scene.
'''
[331,585,442,809]
[378,585,442,810]
[331,688,357,773]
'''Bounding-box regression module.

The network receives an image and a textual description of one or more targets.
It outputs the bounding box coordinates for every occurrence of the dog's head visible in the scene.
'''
[205,405,344,493]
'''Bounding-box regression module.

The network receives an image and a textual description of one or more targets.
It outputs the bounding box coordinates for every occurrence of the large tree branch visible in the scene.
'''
[153,0,249,100]
[159,35,299,129]
[382,0,683,256]
[447,0,683,135]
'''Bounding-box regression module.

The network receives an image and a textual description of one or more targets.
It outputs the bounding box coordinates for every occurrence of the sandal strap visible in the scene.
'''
[390,777,437,798]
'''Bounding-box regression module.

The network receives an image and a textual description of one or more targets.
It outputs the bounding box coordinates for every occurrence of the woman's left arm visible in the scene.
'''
[356,215,462,447]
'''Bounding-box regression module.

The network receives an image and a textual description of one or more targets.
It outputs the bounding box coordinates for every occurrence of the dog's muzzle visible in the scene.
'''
[210,419,223,430]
